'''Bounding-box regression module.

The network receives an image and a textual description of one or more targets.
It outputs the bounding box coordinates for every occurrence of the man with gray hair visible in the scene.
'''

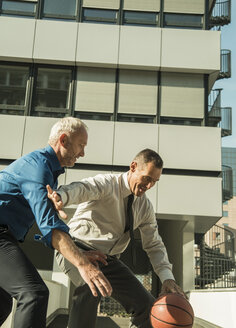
[48,148,185,328]
[0,117,112,328]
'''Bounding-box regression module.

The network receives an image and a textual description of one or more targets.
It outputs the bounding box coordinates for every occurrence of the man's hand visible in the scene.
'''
[159,279,187,299]
[47,185,68,220]
[83,250,108,268]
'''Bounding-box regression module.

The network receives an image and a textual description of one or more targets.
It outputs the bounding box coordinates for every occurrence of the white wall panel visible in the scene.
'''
[65,168,112,185]
[164,0,205,14]
[159,125,221,171]
[123,0,160,12]
[157,175,222,217]
[22,117,59,155]
[161,29,220,73]
[118,70,158,115]
[0,115,25,159]
[0,17,35,62]
[160,72,204,118]
[75,67,116,113]
[76,23,119,67]
[33,20,78,65]
[83,0,120,9]
[78,120,114,165]
[113,122,159,165]
[119,26,161,69]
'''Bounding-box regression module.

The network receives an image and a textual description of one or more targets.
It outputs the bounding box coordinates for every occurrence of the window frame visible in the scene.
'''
[0,0,38,18]
[123,10,159,27]
[82,7,118,24]
[163,13,204,30]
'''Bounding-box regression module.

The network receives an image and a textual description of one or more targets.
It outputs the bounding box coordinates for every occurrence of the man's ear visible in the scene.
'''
[130,161,137,172]
[59,133,68,147]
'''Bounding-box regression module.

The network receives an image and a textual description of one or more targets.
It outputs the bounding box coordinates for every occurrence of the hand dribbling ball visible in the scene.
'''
[150,293,194,328]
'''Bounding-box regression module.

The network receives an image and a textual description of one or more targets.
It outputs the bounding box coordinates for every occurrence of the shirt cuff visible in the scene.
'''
[158,269,175,283]
[57,190,69,207]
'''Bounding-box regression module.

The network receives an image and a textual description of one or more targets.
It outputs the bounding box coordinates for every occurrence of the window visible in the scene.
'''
[82,8,117,24]
[32,67,72,116]
[117,114,155,123]
[223,211,228,217]
[0,65,29,115]
[160,117,202,126]
[164,13,203,29]
[123,11,158,26]
[42,0,77,19]
[1,0,37,17]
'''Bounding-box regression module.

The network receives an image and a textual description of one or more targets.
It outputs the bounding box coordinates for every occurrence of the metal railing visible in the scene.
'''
[218,49,231,80]
[219,107,232,136]
[210,0,231,27]
[222,165,233,202]
[195,225,236,289]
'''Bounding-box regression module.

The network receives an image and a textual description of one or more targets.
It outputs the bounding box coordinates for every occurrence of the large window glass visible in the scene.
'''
[1,0,37,17]
[33,68,71,116]
[42,0,77,19]
[0,65,29,115]
[164,13,203,29]
[123,11,158,26]
[82,8,118,24]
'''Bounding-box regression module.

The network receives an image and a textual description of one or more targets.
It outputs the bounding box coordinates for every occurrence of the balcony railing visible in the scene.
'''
[210,0,231,27]
[195,225,236,289]
[222,165,233,202]
[218,49,231,80]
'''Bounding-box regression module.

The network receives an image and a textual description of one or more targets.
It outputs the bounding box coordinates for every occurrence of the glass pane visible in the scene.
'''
[124,11,157,25]
[43,0,76,17]
[2,1,36,14]
[164,14,203,28]
[35,68,71,109]
[83,8,117,22]
[0,65,28,106]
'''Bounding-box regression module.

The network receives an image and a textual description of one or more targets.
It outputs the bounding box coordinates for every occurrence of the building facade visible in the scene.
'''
[0,0,232,322]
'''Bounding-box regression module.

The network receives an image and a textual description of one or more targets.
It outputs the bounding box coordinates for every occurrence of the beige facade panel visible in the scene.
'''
[83,0,120,9]
[75,67,116,113]
[164,0,205,14]
[0,17,35,62]
[33,20,77,65]
[160,72,204,118]
[76,23,119,67]
[161,29,220,73]
[22,117,59,155]
[157,175,222,217]
[65,169,112,185]
[159,125,221,171]
[113,122,159,165]
[119,26,161,69]
[118,70,158,115]
[78,120,114,165]
[123,0,160,12]
[0,115,25,159]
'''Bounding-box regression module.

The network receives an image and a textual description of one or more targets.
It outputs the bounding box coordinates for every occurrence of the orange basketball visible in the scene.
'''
[150,293,194,328]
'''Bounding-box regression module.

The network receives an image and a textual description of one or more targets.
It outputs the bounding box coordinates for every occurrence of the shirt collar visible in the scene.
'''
[121,172,132,198]
[45,145,65,174]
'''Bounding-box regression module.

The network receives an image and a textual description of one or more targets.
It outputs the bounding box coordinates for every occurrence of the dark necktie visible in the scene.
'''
[125,194,136,268]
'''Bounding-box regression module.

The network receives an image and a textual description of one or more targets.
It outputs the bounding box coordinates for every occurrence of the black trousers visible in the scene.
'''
[0,225,49,328]
[67,256,155,328]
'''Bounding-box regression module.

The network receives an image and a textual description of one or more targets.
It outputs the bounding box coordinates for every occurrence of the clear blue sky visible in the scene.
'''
[216,1,236,148]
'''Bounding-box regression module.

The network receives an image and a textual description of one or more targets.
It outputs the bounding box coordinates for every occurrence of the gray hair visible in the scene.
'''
[48,117,87,145]
[133,148,163,169]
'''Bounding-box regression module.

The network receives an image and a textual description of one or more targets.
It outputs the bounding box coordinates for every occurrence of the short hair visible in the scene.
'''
[48,117,87,145]
[133,149,163,169]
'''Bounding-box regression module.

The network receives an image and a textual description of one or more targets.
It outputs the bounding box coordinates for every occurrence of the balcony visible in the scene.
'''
[209,0,231,27]
[222,165,233,202]
[208,89,232,137]
[218,49,231,80]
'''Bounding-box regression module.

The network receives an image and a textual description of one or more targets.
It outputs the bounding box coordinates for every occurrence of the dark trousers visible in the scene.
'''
[68,256,155,328]
[0,226,49,328]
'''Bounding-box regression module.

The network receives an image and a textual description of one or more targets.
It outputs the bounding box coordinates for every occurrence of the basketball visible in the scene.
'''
[150,293,194,328]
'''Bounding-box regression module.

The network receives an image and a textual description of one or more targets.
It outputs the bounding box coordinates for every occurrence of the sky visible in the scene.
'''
[216,1,236,148]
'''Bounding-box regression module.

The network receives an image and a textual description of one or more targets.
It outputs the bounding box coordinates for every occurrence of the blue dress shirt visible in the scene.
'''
[0,145,69,248]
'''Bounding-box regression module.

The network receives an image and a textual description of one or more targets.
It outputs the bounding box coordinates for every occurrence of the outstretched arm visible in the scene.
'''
[52,229,112,297]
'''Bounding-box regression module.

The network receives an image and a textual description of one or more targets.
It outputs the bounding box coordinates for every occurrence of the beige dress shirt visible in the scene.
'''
[58,172,174,283]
